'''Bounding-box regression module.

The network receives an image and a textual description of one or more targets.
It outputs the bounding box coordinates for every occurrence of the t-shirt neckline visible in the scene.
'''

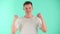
[23,16,34,20]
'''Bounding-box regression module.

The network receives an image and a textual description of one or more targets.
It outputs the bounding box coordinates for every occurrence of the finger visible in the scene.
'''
[14,15,18,18]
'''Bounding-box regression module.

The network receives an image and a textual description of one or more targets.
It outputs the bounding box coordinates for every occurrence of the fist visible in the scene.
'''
[14,15,18,20]
[37,13,42,18]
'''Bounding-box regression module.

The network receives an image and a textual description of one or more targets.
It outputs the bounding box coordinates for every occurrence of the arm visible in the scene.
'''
[11,15,18,34]
[37,13,47,32]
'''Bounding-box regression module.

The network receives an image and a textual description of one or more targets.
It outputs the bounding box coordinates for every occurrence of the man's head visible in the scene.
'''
[23,1,33,14]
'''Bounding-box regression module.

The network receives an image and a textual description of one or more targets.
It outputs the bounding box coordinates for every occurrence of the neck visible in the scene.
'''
[25,13,33,18]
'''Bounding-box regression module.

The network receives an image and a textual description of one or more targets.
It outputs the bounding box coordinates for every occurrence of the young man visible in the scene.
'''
[12,1,47,34]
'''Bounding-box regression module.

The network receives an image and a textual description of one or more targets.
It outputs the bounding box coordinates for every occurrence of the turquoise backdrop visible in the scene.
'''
[0,0,60,34]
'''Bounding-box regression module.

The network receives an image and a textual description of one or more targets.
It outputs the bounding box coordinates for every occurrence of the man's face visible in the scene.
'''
[24,4,32,14]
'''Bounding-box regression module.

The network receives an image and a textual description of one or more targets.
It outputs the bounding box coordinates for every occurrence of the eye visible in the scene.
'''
[25,8,27,9]
[29,7,31,9]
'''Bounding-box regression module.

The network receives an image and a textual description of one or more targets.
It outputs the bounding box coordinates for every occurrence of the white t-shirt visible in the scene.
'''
[15,16,42,34]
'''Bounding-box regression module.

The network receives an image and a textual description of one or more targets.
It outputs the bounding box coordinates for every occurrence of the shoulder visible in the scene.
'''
[16,17,23,22]
[33,16,40,22]
[34,16,40,20]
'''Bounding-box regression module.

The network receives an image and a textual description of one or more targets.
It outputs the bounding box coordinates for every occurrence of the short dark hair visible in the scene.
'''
[23,1,32,7]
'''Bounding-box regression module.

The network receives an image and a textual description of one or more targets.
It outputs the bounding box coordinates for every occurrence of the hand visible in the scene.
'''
[37,13,42,18]
[37,13,47,32]
[14,15,18,20]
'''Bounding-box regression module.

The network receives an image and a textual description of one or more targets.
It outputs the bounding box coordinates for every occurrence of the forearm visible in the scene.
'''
[41,20,47,32]
[12,18,17,34]
[12,28,17,34]
[12,23,16,34]
[39,17,47,32]
[12,31,15,34]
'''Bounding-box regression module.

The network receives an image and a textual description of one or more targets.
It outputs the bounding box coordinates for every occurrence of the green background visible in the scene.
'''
[0,0,60,34]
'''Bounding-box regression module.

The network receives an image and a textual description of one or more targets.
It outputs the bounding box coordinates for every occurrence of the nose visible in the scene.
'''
[27,8,30,11]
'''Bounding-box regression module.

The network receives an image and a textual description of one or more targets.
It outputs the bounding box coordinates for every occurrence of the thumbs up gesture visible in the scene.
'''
[14,15,18,20]
[37,13,42,18]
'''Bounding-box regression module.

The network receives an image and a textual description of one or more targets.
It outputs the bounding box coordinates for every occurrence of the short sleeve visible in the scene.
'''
[15,18,21,29]
[37,17,42,29]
